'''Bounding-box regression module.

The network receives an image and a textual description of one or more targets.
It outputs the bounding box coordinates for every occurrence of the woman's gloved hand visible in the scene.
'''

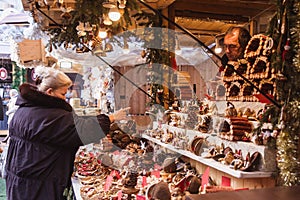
[109,107,131,122]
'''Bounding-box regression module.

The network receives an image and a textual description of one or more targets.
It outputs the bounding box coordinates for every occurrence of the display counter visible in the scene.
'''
[143,121,277,189]
[142,134,274,179]
[186,186,300,200]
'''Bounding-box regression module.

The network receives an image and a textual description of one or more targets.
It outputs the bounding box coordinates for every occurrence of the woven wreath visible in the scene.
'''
[222,62,236,82]
[226,82,241,101]
[240,84,259,102]
[258,79,276,97]
[244,34,274,59]
[249,56,271,79]
[234,59,250,81]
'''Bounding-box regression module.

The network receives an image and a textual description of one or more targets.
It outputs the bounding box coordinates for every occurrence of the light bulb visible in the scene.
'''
[98,30,108,38]
[215,47,222,54]
[123,48,130,54]
[175,48,182,55]
[108,7,121,21]
[214,37,223,54]
[175,38,181,55]
[123,37,130,54]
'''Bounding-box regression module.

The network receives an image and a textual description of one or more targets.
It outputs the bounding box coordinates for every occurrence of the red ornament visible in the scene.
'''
[282,38,291,60]
[253,94,274,104]
[171,57,178,70]
[219,65,225,72]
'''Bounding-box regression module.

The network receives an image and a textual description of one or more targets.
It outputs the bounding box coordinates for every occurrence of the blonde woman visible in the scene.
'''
[5,66,129,200]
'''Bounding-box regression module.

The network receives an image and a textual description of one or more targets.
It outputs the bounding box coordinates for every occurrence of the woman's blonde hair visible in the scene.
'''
[34,66,72,92]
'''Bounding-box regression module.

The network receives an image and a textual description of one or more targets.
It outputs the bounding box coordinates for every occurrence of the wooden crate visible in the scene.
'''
[18,39,43,63]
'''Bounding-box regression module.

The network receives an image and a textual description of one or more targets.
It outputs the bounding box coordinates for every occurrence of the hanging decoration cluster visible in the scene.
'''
[277,101,300,186]
[134,11,177,111]
[293,0,300,69]
[266,0,300,186]
[278,0,300,186]
[30,0,140,52]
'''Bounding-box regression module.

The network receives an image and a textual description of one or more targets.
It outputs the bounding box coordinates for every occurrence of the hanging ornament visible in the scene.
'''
[171,57,178,70]
[282,38,291,61]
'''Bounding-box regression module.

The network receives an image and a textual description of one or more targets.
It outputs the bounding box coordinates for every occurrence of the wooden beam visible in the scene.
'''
[172,0,276,18]
[174,0,276,10]
[176,28,222,35]
[175,10,249,22]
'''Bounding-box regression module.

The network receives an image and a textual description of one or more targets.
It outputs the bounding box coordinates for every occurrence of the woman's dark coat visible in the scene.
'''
[5,83,111,200]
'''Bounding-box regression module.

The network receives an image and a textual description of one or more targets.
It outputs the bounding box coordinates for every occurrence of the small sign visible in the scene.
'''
[104,175,113,191]
[221,176,231,187]
[0,67,8,80]
[117,190,122,200]
[19,39,42,63]
[0,60,12,83]
[151,170,160,178]
[201,167,210,187]
[136,194,146,200]
[142,176,147,187]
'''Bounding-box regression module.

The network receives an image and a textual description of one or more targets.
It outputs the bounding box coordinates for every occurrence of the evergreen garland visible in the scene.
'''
[267,0,300,186]
[44,0,140,49]
[134,10,172,109]
[277,101,300,185]
[12,62,26,90]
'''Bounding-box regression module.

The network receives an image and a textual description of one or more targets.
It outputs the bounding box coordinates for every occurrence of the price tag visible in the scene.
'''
[154,164,161,170]
[104,175,113,191]
[136,194,146,200]
[117,190,122,200]
[151,170,160,178]
[142,176,147,187]
[221,176,231,187]
[201,167,210,187]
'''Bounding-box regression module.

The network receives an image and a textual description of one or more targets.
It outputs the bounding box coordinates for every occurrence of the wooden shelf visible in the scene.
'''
[186,186,300,200]
[142,134,274,179]
[153,123,277,172]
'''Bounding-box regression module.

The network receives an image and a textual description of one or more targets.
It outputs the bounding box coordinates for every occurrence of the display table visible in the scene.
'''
[186,186,300,200]
[142,125,276,189]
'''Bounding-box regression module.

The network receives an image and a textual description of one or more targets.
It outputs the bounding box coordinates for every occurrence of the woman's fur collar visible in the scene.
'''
[19,83,72,112]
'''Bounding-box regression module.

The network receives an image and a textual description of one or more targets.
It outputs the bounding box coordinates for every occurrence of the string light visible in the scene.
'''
[175,37,182,55]
[98,24,108,38]
[214,38,222,54]
[108,7,121,21]
[123,37,130,54]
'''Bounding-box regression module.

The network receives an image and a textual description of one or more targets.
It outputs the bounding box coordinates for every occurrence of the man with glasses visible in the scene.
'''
[223,26,251,62]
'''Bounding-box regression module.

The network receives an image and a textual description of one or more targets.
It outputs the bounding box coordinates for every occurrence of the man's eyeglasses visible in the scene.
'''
[223,44,239,50]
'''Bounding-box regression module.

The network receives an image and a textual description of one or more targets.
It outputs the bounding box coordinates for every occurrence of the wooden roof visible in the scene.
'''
[21,0,276,46]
